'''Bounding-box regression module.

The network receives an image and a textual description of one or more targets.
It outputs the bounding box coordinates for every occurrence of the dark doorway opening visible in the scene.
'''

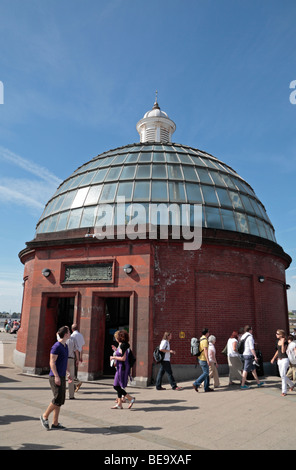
[57,297,74,331]
[103,297,130,375]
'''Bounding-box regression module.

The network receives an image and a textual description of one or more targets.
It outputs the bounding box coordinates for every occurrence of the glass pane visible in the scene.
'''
[152,181,168,201]
[133,181,150,200]
[117,181,133,201]
[100,183,117,202]
[169,182,186,202]
[153,153,165,162]
[152,164,167,178]
[202,186,218,204]
[84,185,102,205]
[234,212,249,233]
[240,194,255,214]
[120,165,136,179]
[105,166,122,181]
[182,166,198,181]
[79,170,96,186]
[221,209,237,231]
[139,152,152,162]
[209,171,227,186]
[71,187,89,209]
[67,208,83,229]
[125,153,138,163]
[92,168,108,183]
[168,165,183,179]
[216,188,232,208]
[185,183,203,203]
[205,206,222,228]
[196,168,212,184]
[45,215,58,233]
[113,154,127,165]
[136,164,151,178]
[62,190,78,210]
[248,216,260,236]
[166,153,179,163]
[80,206,97,227]
[229,191,243,209]
[68,174,85,189]
[56,211,70,231]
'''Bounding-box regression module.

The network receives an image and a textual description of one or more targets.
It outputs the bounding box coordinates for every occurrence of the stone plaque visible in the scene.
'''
[64,263,113,282]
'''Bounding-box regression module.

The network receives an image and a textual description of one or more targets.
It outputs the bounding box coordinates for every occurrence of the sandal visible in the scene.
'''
[128,397,135,409]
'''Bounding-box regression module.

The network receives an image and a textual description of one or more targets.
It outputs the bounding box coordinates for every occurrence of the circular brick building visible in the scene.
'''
[15,99,291,386]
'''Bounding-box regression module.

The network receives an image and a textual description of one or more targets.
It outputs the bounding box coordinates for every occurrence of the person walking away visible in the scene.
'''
[40,326,72,430]
[208,335,220,388]
[192,328,214,392]
[155,332,183,391]
[66,334,79,399]
[240,326,264,390]
[71,323,85,393]
[287,335,296,384]
[271,329,294,396]
[227,331,243,385]
[110,330,135,409]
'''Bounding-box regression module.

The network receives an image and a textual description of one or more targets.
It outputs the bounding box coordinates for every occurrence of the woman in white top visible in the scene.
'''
[227,331,242,385]
[208,335,220,388]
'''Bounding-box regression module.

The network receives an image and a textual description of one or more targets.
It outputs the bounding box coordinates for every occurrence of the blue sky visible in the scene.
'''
[0,0,296,312]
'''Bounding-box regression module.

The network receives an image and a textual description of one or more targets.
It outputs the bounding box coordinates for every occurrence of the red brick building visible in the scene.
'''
[15,100,291,386]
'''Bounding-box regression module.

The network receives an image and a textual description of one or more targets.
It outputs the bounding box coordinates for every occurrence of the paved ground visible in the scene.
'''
[1,332,296,452]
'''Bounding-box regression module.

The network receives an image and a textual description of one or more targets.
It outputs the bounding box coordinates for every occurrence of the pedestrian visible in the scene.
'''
[155,332,183,391]
[208,335,220,388]
[227,331,243,385]
[110,330,136,409]
[71,323,85,393]
[240,326,264,390]
[40,326,72,430]
[192,328,214,392]
[66,334,79,399]
[287,335,296,383]
[271,329,294,396]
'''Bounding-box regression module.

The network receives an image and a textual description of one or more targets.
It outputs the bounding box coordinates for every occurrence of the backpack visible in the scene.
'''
[191,337,202,357]
[128,349,136,368]
[153,346,165,363]
[237,334,250,354]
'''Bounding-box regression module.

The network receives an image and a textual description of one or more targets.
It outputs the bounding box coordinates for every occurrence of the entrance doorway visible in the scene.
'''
[103,297,130,375]
[57,297,74,330]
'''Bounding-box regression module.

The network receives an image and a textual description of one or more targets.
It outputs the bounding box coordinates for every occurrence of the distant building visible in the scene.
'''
[15,99,291,385]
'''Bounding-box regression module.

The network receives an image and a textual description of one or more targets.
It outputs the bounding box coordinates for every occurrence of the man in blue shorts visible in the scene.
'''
[40,325,72,430]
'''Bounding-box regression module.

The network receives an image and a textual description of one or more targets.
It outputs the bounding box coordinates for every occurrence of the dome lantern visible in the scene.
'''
[136,92,176,143]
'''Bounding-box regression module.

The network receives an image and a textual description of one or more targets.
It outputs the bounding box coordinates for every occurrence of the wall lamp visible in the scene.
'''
[258,276,265,283]
[42,268,51,278]
[286,284,291,290]
[123,264,133,274]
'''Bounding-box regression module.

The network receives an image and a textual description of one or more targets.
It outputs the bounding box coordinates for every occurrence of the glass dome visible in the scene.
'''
[35,142,276,243]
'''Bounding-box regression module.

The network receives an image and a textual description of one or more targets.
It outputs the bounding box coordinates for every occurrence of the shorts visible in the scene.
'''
[243,355,255,373]
[49,376,66,406]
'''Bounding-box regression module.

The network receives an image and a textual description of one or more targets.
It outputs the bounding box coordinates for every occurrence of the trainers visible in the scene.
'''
[51,423,66,430]
[40,415,50,430]
[240,384,250,389]
[173,386,183,390]
[257,381,264,387]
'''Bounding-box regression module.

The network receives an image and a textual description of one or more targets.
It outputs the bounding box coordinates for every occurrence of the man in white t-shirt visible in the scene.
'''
[71,323,85,392]
[240,325,264,390]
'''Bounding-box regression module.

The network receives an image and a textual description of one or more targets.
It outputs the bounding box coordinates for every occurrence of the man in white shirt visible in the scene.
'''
[71,323,85,392]
[240,325,264,390]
